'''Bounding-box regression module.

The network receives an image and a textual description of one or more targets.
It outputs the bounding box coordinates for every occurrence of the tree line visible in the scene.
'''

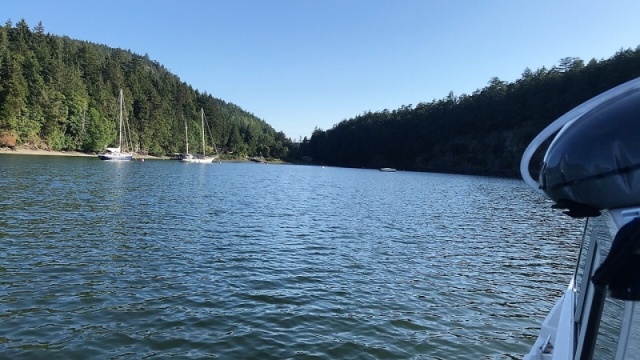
[298,48,640,177]
[0,19,293,159]
[4,19,640,173]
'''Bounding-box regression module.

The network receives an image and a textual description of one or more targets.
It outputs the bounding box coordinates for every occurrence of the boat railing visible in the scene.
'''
[571,211,640,359]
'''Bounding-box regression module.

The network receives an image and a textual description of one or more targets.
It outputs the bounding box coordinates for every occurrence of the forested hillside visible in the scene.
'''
[4,19,640,173]
[0,19,292,159]
[299,48,640,177]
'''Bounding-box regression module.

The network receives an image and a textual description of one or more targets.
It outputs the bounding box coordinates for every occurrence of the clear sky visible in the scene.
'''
[3,1,640,140]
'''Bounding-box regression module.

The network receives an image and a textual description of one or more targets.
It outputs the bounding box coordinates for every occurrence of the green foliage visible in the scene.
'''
[300,46,640,176]
[0,19,292,158]
[83,107,111,152]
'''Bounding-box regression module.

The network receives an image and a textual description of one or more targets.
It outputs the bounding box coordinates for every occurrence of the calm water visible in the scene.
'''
[0,155,584,359]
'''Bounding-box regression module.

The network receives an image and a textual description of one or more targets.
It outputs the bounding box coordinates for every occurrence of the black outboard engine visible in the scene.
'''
[521,77,640,300]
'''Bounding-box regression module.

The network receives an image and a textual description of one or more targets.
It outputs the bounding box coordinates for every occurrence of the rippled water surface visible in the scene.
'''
[0,155,584,359]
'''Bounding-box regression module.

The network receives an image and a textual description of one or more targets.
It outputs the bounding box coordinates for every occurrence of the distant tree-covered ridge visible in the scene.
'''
[299,47,640,177]
[4,19,640,175]
[0,19,293,159]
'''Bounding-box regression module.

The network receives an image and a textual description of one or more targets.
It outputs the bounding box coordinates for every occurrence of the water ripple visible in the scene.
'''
[0,156,582,358]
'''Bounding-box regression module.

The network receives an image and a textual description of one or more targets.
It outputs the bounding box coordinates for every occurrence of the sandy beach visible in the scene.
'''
[0,146,288,163]
[0,146,170,159]
[0,146,94,157]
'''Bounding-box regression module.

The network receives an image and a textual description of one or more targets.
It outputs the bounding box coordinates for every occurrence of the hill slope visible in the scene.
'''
[0,19,292,159]
[300,49,640,177]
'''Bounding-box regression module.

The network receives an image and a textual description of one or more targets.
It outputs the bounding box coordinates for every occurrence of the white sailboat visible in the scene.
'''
[98,89,133,161]
[181,108,217,164]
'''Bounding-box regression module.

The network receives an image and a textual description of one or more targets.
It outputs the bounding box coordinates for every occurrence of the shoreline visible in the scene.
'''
[0,146,288,164]
[0,146,94,157]
[0,146,169,159]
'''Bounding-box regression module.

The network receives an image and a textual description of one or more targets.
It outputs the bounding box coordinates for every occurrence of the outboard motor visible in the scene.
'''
[521,77,640,300]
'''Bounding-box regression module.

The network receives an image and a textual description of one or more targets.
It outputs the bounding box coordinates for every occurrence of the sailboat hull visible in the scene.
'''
[180,155,215,163]
[98,153,133,161]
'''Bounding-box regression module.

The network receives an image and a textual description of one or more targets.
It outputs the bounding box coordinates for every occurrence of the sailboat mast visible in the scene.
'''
[201,108,206,157]
[119,89,123,150]
[184,118,189,155]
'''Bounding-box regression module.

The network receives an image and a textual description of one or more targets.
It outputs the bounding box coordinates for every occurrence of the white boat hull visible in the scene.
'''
[98,152,133,161]
[180,158,215,164]
[180,155,216,164]
[524,284,575,360]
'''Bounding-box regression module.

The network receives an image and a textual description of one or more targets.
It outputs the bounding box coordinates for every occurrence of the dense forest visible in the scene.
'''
[3,19,640,175]
[298,47,640,177]
[0,19,293,159]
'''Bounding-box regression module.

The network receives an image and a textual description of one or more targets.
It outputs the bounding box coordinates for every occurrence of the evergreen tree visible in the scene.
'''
[0,19,292,158]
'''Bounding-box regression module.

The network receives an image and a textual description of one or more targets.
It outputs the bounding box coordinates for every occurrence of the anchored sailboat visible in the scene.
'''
[98,89,133,161]
[181,108,217,164]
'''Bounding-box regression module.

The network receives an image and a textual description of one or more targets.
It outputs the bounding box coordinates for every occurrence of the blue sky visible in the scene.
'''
[3,1,640,140]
